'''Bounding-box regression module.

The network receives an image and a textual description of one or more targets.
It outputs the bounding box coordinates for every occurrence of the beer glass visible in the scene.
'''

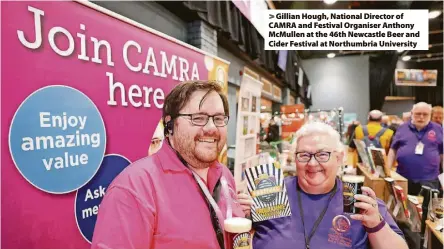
[224,217,252,249]
[342,175,365,214]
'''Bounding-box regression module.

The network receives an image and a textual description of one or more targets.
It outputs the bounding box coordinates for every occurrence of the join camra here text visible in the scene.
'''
[16,5,203,110]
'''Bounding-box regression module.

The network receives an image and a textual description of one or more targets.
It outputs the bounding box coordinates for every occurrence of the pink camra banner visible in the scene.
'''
[1,1,229,249]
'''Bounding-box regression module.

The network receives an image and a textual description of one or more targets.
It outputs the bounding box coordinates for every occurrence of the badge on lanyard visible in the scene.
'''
[415,142,424,155]
[332,215,351,233]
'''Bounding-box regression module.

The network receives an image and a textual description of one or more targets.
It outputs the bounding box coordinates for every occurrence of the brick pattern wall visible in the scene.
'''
[187,20,217,55]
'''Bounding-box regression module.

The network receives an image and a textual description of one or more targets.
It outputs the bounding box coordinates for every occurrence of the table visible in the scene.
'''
[426,220,443,249]
[356,163,408,203]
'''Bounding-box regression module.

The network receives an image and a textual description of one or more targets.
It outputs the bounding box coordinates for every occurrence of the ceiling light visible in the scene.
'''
[427,53,432,58]
[402,55,411,61]
[323,0,337,4]
[397,50,404,53]
[327,53,336,58]
[429,10,442,19]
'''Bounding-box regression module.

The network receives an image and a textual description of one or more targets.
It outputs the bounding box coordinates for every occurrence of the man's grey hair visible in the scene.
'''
[412,102,432,112]
[291,121,345,155]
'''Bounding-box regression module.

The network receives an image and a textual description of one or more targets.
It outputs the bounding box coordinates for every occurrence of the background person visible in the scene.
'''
[402,112,411,123]
[266,117,280,144]
[351,110,394,154]
[387,102,443,195]
[148,120,165,156]
[431,105,443,125]
[381,115,390,128]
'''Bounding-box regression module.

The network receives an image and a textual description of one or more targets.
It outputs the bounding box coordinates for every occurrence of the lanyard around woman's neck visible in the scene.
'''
[296,181,338,249]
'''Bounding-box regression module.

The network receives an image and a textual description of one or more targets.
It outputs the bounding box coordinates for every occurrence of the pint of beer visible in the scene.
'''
[342,175,365,214]
[224,217,252,249]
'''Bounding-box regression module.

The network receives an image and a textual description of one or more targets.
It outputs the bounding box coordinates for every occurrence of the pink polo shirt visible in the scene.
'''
[91,143,245,249]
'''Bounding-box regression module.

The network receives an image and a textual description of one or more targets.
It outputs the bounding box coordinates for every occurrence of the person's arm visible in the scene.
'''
[367,223,407,249]
[383,130,394,155]
[387,130,401,170]
[349,125,363,150]
[366,205,407,249]
[351,187,408,249]
[387,148,397,170]
[439,136,443,171]
[91,186,156,249]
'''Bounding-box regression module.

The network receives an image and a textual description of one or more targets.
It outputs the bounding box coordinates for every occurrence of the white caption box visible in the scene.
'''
[265,10,429,50]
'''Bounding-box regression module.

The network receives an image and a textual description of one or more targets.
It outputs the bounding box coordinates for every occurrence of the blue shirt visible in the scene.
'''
[252,177,403,249]
[391,121,443,181]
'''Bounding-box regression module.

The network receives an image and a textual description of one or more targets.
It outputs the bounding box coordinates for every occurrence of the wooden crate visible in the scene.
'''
[356,163,408,203]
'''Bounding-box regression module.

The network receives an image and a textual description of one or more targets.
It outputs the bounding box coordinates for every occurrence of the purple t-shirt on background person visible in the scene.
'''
[391,121,443,181]
[252,177,403,249]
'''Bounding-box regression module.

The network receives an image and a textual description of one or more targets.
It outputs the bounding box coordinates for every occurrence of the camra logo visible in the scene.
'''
[428,130,436,141]
[251,174,281,203]
[233,232,250,249]
[332,215,351,233]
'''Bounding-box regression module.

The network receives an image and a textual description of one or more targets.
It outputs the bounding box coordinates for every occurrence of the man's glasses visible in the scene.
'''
[177,113,229,127]
[413,112,430,117]
[295,151,332,163]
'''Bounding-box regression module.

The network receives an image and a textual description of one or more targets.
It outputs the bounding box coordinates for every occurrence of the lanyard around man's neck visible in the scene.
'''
[167,141,226,249]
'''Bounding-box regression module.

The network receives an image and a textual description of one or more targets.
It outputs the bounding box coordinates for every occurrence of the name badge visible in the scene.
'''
[415,142,424,155]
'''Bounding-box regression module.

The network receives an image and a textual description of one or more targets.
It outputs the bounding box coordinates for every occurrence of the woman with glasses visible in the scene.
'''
[252,122,408,249]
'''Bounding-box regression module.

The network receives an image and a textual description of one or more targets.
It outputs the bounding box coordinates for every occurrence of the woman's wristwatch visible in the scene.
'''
[364,215,386,233]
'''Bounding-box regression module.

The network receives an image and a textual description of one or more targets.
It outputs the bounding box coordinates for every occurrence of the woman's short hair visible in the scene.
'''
[291,121,345,155]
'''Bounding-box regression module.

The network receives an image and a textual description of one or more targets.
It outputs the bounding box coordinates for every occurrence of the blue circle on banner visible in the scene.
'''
[75,154,131,243]
[8,85,106,194]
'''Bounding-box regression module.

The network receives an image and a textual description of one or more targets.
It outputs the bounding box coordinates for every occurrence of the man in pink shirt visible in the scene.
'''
[92,81,252,249]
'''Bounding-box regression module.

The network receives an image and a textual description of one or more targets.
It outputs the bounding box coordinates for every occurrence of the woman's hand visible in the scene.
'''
[237,192,254,217]
[350,186,382,228]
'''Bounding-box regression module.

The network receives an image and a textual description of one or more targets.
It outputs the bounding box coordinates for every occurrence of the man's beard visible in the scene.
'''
[172,133,223,169]
[413,120,429,130]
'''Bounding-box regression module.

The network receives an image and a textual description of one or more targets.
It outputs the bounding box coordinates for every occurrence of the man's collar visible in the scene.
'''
[156,142,188,172]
